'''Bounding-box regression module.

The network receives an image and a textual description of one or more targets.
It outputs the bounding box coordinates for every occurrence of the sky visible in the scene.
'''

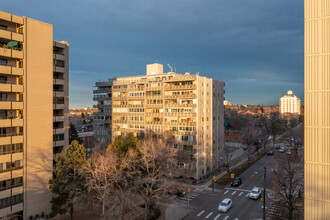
[2,0,304,109]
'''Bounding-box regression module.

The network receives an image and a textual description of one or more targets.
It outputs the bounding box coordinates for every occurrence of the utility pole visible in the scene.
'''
[263,166,266,220]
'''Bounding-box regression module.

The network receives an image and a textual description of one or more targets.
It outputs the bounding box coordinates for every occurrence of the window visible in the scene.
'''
[0,59,7,66]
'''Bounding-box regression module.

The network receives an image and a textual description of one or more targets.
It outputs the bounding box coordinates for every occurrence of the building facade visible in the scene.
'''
[279,90,301,115]
[93,79,114,146]
[53,41,69,166]
[100,63,225,179]
[305,1,330,219]
[0,11,69,219]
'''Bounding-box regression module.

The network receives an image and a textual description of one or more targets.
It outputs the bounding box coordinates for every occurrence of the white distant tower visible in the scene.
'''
[279,90,301,115]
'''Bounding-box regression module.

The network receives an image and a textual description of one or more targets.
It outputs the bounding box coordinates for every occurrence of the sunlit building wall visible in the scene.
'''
[305,1,330,219]
[109,63,225,179]
[279,90,301,115]
[0,11,69,219]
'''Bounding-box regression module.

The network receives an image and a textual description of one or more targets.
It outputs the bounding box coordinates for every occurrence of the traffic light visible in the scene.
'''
[213,176,216,180]
[188,188,190,193]
[261,197,264,203]
[273,180,276,185]
[230,173,235,179]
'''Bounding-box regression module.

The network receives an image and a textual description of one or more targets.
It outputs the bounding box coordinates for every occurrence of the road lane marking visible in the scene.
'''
[231,191,237,195]
[214,214,221,220]
[223,216,229,220]
[238,192,243,196]
[225,188,250,192]
[190,193,199,197]
[197,210,205,216]
[224,190,229,194]
[245,193,249,197]
[234,218,238,220]
[251,174,255,178]
[205,212,213,218]
[239,184,244,188]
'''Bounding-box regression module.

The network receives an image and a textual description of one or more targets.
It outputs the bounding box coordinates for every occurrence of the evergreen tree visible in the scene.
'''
[49,140,91,220]
[69,123,80,144]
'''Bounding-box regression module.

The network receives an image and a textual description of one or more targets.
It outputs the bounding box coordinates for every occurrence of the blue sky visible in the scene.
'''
[2,0,304,108]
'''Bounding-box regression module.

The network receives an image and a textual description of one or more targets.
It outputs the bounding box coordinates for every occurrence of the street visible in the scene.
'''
[182,152,277,220]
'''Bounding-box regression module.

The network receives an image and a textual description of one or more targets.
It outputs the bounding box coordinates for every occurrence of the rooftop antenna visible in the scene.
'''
[167,64,173,72]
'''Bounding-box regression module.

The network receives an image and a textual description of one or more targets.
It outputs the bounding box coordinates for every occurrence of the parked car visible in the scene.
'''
[279,147,285,153]
[286,150,292,155]
[249,187,261,199]
[231,177,242,187]
[176,189,186,197]
[267,150,274,156]
[275,144,281,149]
[218,198,232,212]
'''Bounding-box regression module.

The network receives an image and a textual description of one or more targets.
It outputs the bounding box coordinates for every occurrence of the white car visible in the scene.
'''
[218,198,232,212]
[279,147,285,153]
[249,187,261,199]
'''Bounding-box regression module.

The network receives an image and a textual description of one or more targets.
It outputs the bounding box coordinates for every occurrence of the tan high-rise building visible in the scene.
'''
[0,11,69,219]
[103,63,225,179]
[305,1,330,219]
[279,90,301,115]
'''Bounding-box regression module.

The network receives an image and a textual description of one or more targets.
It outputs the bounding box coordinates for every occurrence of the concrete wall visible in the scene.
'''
[23,17,53,219]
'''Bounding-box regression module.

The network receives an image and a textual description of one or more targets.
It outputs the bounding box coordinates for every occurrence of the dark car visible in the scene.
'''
[231,177,242,187]
[275,145,281,149]
[267,150,274,156]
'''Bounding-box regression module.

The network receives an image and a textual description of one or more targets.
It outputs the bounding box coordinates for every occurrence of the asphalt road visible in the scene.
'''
[182,151,281,220]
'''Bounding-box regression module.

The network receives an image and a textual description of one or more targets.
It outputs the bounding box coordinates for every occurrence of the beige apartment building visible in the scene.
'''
[305,1,330,219]
[0,11,69,219]
[104,63,225,179]
[279,90,301,115]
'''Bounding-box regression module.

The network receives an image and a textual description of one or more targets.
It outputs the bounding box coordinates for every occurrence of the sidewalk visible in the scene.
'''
[157,201,193,220]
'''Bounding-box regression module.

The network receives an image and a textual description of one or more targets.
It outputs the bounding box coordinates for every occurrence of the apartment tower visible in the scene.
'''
[0,11,69,219]
[93,79,114,146]
[279,90,301,115]
[95,63,225,179]
[305,1,330,219]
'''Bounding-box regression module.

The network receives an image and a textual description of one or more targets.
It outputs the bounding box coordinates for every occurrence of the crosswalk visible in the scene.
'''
[195,211,235,220]
[223,188,251,198]
[176,192,199,203]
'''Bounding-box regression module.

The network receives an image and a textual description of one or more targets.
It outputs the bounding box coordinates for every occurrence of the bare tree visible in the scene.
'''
[135,134,177,220]
[270,153,304,220]
[242,128,260,160]
[84,150,139,220]
[219,145,241,176]
[265,112,285,147]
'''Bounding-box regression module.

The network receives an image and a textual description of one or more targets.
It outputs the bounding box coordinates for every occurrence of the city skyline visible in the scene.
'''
[1,0,304,108]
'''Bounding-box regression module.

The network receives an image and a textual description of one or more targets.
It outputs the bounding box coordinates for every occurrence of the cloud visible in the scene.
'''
[2,0,304,107]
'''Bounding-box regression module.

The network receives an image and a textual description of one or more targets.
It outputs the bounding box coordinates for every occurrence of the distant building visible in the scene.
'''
[94,63,225,179]
[279,90,301,115]
[78,131,95,149]
[223,100,231,106]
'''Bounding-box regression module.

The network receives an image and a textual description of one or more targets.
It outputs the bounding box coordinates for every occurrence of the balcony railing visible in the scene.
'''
[0,97,23,102]
[0,166,23,174]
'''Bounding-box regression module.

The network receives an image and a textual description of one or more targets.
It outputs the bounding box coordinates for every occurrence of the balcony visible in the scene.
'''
[53,78,65,85]
[93,95,110,101]
[164,84,197,91]
[54,140,65,147]
[54,115,65,122]
[12,169,23,178]
[53,103,65,110]
[0,133,24,145]
[0,65,23,76]
[11,202,23,213]
[96,81,112,87]
[53,66,65,73]
[164,112,196,117]
[0,11,24,24]
[0,46,23,59]
[165,121,196,126]
[0,98,23,110]
[164,94,196,99]
[112,96,127,100]
[53,90,65,97]
[53,53,65,61]
[0,118,23,127]
[0,29,23,42]
[93,88,112,94]
[0,81,23,93]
